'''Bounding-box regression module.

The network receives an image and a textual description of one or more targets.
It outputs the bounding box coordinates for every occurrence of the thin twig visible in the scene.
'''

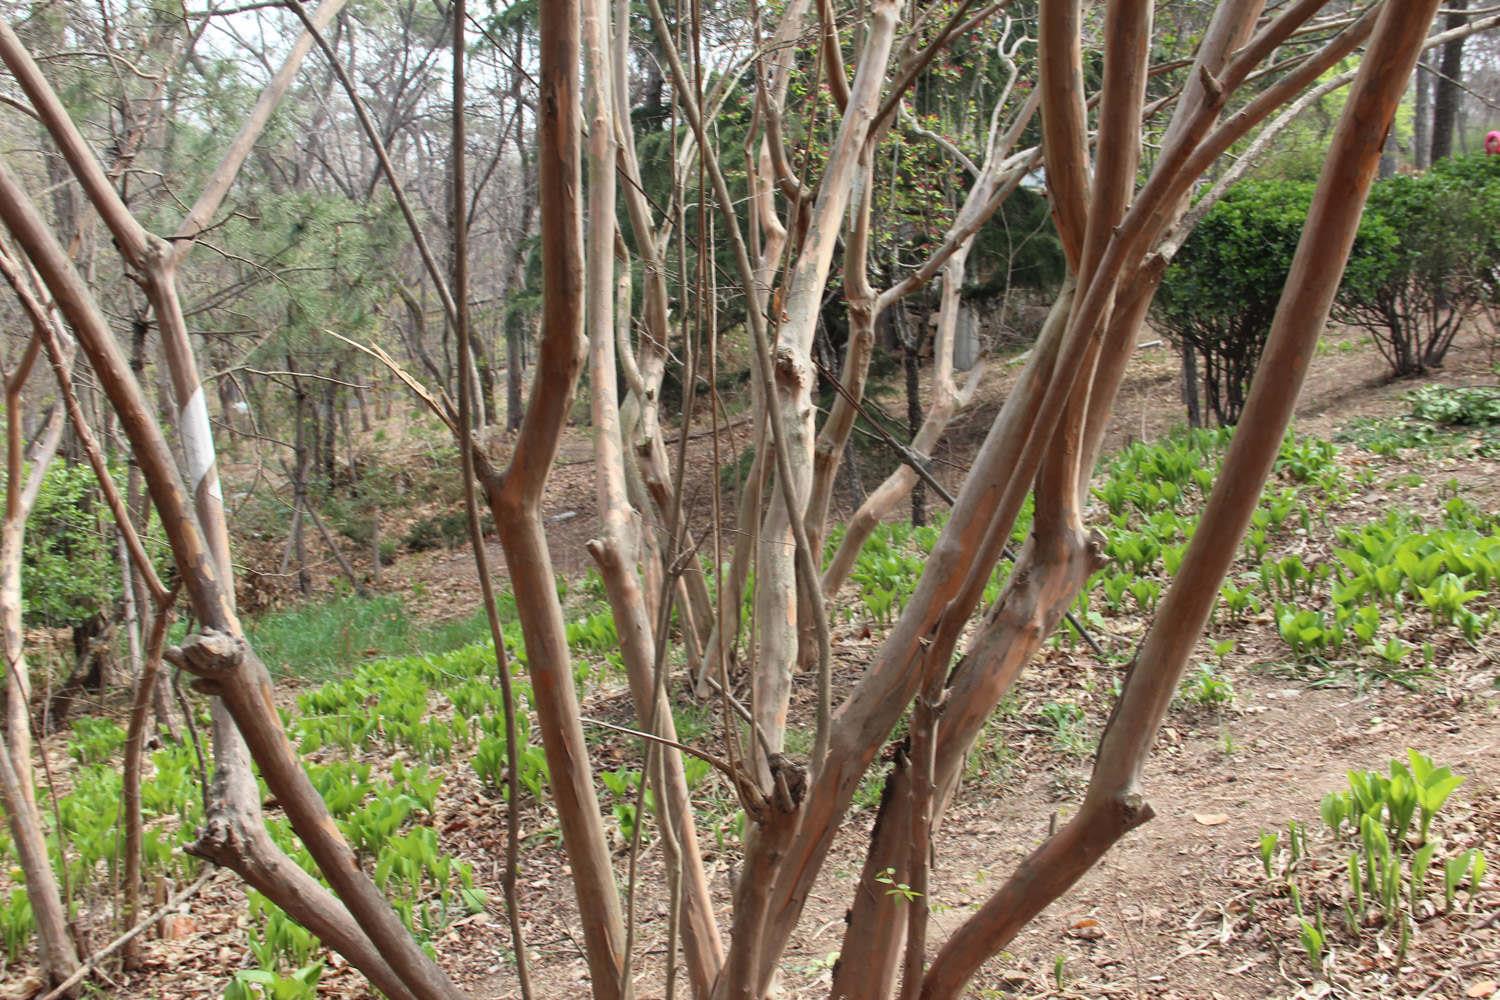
[583,717,736,779]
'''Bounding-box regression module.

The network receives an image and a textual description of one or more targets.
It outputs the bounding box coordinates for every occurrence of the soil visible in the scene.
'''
[4,324,1498,1000]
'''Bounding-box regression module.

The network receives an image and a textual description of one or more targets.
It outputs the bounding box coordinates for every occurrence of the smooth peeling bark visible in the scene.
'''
[159,0,348,575]
[487,497,628,999]
[638,2,848,989]
[123,605,173,967]
[921,6,1364,613]
[872,440,1096,992]
[753,280,1080,992]
[1078,261,1166,478]
[474,3,630,996]
[0,21,441,998]
[185,698,418,1000]
[817,102,1039,598]
[642,1,1039,989]
[453,4,533,993]
[609,50,713,642]
[54,95,467,1000]
[748,0,817,206]
[171,634,470,1000]
[1038,0,1090,271]
[690,0,812,695]
[918,4,1441,994]
[0,158,226,653]
[933,528,1107,810]
[1023,1,1360,414]
[800,155,876,676]
[0,335,77,990]
[818,235,992,598]
[1076,1,1153,288]
[693,1,809,693]
[0,727,78,991]
[582,3,721,991]
[818,10,1039,549]
[799,26,1297,923]
[696,419,768,694]
[634,435,715,652]
[1076,0,1267,478]
[710,758,806,1000]
[588,538,724,997]
[1036,0,1152,541]
[752,0,902,774]
[1,335,57,817]
[805,152,875,560]
[827,752,909,999]
[896,639,950,996]
[832,520,1105,997]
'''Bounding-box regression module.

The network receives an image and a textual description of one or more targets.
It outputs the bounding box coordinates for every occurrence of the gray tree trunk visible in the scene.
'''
[1430,0,1469,163]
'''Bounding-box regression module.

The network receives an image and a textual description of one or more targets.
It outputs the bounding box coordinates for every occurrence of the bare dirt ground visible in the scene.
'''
[7,324,1498,1000]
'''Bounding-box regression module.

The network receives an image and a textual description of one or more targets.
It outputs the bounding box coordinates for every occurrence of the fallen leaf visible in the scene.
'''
[159,914,197,940]
[1466,981,1497,998]
[1193,812,1229,826]
[1066,917,1105,940]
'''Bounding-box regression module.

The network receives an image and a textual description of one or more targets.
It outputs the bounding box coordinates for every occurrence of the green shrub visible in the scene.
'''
[20,461,125,628]
[1158,180,1389,425]
[1157,182,1284,424]
[1335,154,1500,376]
[402,515,446,552]
[401,509,484,552]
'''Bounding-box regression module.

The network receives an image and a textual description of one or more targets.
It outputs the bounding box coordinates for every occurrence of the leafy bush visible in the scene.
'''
[401,510,481,552]
[1335,154,1500,376]
[1160,181,1306,424]
[1158,181,1385,425]
[21,461,124,628]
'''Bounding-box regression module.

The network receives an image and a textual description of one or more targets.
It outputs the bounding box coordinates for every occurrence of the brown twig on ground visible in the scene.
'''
[38,867,218,1000]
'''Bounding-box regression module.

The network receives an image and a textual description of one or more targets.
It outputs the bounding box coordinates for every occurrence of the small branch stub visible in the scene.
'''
[164,629,246,695]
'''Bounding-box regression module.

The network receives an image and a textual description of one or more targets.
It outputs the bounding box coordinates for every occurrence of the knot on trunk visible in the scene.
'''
[143,233,173,271]
[1085,527,1109,573]
[738,752,811,821]
[773,345,809,389]
[1118,793,1155,832]
[164,629,246,691]
[768,752,807,813]
[186,810,244,866]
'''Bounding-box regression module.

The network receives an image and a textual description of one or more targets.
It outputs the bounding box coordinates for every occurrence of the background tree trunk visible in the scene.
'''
[1181,340,1202,427]
[904,329,926,527]
[1414,63,1431,169]
[1430,0,1469,163]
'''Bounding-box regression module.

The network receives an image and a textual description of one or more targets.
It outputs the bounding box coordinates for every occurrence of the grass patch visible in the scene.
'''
[245,592,501,681]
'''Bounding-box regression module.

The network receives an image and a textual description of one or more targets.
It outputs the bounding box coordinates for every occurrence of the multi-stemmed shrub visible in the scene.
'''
[1335,154,1500,376]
